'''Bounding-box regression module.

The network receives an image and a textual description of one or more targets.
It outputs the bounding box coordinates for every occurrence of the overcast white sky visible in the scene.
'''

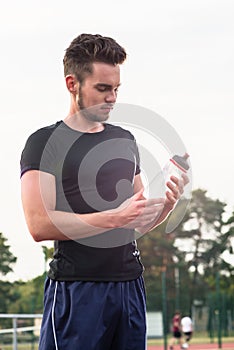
[0,0,233,281]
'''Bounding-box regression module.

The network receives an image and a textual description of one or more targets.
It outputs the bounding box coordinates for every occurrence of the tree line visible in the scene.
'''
[0,188,234,332]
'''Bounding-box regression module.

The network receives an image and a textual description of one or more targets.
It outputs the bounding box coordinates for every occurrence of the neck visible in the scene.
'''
[64,112,105,133]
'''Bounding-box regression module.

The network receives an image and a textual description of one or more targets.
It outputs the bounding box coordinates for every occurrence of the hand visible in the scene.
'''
[114,189,165,230]
[165,173,189,209]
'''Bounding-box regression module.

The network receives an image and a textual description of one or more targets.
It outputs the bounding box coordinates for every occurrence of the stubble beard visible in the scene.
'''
[78,87,110,123]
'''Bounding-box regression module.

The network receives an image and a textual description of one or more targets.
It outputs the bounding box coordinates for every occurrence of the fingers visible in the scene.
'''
[116,190,165,229]
[142,202,165,215]
[145,198,166,206]
[165,175,184,208]
[134,198,165,220]
[165,191,178,207]
[127,193,165,210]
[168,173,190,198]
[182,173,189,186]
[131,204,164,228]
[166,180,180,200]
[170,173,189,189]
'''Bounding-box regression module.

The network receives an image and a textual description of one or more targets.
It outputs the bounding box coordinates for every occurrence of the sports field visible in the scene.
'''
[147,339,234,350]
[0,343,233,350]
[1,336,234,349]
[148,345,234,350]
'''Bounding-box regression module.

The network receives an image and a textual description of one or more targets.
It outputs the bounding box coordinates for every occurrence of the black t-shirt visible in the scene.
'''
[20,121,144,281]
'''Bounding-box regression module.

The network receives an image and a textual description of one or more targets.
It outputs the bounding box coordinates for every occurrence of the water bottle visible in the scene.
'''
[163,153,190,233]
[163,152,190,184]
[146,153,190,199]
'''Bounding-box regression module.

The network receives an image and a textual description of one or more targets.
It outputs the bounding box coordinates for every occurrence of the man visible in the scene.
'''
[21,33,187,350]
[169,311,183,350]
[181,316,193,349]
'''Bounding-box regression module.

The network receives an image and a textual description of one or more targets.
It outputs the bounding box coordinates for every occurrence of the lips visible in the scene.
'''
[101,108,112,113]
[100,105,114,113]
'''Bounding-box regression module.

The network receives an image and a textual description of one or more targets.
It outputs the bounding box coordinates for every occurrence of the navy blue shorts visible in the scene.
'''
[39,276,146,350]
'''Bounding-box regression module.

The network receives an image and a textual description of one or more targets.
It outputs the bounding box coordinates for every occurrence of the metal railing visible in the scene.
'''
[0,314,43,350]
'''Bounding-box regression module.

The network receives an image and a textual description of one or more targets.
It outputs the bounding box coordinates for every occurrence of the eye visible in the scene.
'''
[95,85,111,92]
[96,86,108,92]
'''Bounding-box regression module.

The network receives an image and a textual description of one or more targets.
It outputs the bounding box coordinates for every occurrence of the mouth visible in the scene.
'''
[100,104,114,113]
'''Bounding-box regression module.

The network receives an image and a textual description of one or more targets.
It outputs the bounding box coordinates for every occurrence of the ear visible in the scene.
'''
[65,75,79,94]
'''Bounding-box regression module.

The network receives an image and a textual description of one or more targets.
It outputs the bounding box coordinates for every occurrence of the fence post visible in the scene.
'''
[216,271,222,349]
[162,268,167,350]
[12,317,18,350]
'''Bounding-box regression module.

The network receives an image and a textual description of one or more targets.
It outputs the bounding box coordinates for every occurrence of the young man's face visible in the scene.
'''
[77,62,121,122]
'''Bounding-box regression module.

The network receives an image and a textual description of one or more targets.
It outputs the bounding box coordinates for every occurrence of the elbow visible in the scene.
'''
[29,226,47,242]
[26,215,50,242]
[31,231,45,242]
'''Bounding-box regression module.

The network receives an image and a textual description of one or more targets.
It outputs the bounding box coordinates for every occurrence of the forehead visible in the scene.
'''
[86,62,120,85]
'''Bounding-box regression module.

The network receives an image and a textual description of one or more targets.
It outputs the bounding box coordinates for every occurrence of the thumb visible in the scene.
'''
[133,188,145,200]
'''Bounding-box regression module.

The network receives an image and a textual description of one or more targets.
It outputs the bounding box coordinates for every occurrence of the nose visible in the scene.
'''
[105,90,117,103]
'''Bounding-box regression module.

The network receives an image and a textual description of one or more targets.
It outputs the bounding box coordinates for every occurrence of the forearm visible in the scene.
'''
[27,208,117,242]
[27,195,163,242]
[22,171,165,242]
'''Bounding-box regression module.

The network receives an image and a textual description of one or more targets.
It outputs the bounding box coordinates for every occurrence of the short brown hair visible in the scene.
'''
[63,33,127,84]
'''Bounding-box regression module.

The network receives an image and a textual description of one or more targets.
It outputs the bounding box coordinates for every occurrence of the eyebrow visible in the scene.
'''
[94,83,121,89]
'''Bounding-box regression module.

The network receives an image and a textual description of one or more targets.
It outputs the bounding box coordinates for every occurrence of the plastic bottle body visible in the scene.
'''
[163,159,187,184]
[163,153,189,188]
[147,153,189,199]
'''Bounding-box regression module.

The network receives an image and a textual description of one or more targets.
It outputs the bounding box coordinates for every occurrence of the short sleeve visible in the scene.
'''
[127,131,140,176]
[20,128,56,177]
[134,138,141,175]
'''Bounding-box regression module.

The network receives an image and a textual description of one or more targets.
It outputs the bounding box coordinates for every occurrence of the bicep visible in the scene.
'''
[21,170,56,222]
[133,174,145,195]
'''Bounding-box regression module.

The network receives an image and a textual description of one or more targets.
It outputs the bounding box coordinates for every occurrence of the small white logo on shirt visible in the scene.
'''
[133,250,140,257]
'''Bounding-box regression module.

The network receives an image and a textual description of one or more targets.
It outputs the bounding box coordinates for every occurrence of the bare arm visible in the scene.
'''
[21,170,163,242]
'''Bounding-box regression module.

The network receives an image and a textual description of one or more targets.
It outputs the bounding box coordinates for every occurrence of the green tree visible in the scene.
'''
[42,245,54,274]
[138,220,173,311]
[0,232,17,276]
[8,276,44,315]
[0,232,17,328]
[138,216,191,313]
[138,189,234,320]
[174,189,233,309]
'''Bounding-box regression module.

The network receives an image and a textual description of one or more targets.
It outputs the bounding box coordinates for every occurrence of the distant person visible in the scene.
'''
[169,311,183,350]
[181,316,193,349]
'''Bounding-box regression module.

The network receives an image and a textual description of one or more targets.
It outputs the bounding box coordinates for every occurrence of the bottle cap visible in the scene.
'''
[170,153,190,172]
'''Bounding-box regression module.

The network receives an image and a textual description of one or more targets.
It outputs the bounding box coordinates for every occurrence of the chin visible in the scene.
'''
[99,113,110,122]
[90,113,110,122]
